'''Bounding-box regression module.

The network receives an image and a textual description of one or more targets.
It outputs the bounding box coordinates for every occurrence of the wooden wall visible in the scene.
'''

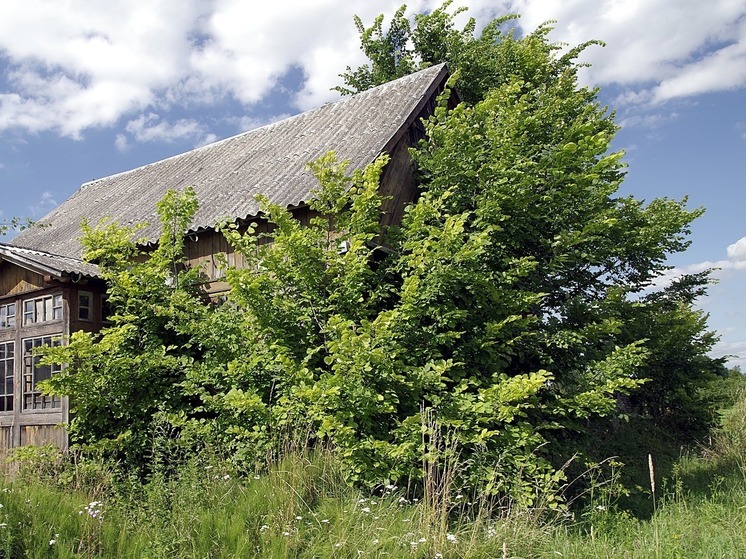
[378,136,419,229]
[20,425,67,448]
[0,426,10,453]
[0,263,46,298]
[183,209,315,294]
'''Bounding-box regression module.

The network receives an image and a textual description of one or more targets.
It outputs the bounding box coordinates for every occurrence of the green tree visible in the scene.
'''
[42,188,208,468]
[619,272,727,438]
[334,1,720,474]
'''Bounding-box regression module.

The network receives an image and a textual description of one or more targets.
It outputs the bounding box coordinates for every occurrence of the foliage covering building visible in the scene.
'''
[0,64,451,452]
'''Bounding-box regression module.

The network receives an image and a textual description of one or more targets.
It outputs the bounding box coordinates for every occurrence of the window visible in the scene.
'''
[23,294,62,325]
[22,336,61,410]
[0,303,15,329]
[78,291,92,321]
[0,342,13,412]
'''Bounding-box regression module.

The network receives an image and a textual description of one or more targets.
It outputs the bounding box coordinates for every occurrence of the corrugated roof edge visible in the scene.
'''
[0,243,100,279]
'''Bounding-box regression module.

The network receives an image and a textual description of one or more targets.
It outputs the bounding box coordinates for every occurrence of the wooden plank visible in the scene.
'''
[20,424,66,449]
[0,426,11,452]
[0,263,47,298]
[379,136,418,229]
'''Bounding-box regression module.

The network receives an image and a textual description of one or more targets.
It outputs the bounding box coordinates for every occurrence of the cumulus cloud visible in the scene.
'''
[0,1,203,137]
[28,191,57,217]
[510,0,746,99]
[115,113,217,151]
[0,0,743,140]
[726,236,746,262]
[0,0,449,137]
[650,235,746,290]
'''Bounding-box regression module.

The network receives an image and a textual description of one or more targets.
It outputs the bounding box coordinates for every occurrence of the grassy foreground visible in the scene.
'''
[0,395,744,558]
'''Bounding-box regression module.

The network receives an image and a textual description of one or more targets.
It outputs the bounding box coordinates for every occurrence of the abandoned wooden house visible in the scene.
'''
[0,63,451,452]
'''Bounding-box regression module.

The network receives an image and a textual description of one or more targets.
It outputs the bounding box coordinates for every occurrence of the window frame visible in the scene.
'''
[0,302,15,329]
[22,335,62,411]
[22,294,63,325]
[78,291,93,322]
[0,341,14,413]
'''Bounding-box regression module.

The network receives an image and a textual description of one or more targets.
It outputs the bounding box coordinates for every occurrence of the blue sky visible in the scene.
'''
[1,0,745,368]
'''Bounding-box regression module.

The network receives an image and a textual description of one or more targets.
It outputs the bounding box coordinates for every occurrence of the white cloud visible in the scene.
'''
[651,235,746,290]
[726,236,746,262]
[114,134,129,152]
[618,111,679,130]
[114,114,217,150]
[0,0,743,140]
[28,191,57,217]
[125,114,205,143]
[0,1,203,137]
[508,0,746,108]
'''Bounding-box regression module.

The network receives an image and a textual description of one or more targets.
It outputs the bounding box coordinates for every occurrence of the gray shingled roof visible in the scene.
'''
[11,64,448,259]
[0,243,100,279]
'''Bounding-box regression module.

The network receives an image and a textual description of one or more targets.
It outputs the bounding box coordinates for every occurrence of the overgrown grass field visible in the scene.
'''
[0,391,743,558]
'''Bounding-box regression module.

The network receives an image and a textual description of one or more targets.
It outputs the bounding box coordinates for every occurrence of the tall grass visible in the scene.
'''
[1,390,744,558]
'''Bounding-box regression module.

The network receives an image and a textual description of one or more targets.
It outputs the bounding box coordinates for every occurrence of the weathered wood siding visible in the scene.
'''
[378,85,456,229]
[20,425,66,448]
[183,208,316,293]
[0,263,46,298]
[0,426,11,453]
[379,136,419,229]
